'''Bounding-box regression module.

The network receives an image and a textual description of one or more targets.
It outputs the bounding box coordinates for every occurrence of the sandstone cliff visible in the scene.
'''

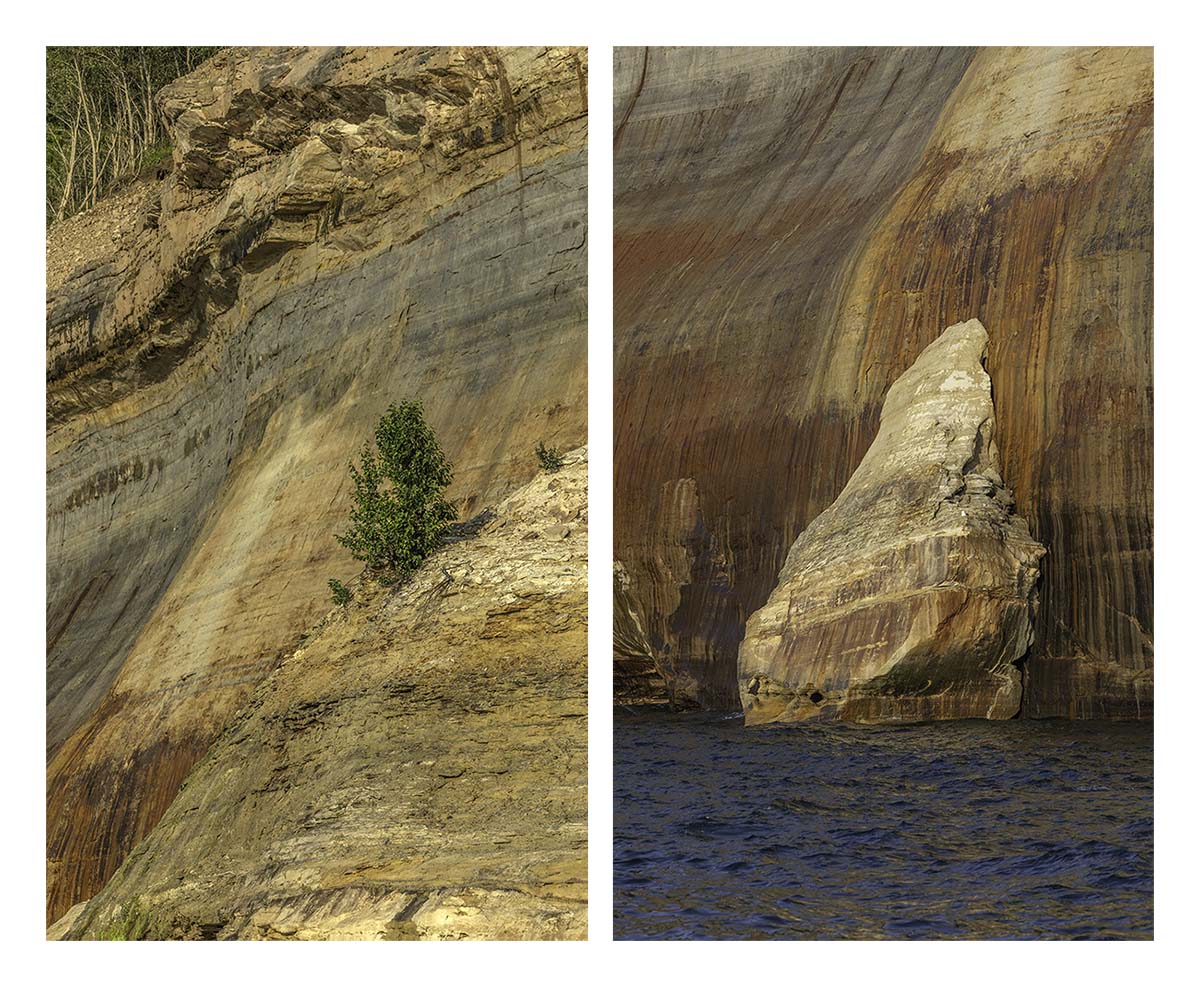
[53,451,587,940]
[47,46,587,924]
[613,46,1151,719]
[739,321,1045,724]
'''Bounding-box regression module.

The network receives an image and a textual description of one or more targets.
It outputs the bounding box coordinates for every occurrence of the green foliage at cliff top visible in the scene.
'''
[46,46,221,225]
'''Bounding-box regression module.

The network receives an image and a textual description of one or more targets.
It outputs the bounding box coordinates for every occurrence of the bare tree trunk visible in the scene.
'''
[120,70,136,174]
[73,59,100,211]
[50,46,215,221]
[142,56,157,148]
[53,98,83,223]
[79,74,103,210]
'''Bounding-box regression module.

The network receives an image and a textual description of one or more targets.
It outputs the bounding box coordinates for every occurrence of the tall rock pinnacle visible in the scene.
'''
[739,320,1046,725]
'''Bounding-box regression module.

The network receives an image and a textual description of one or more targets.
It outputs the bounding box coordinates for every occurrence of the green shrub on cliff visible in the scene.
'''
[536,441,565,473]
[328,578,352,607]
[336,402,456,582]
[91,898,161,940]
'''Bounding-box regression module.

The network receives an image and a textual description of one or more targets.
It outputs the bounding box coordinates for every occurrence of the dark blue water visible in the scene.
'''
[614,711,1152,940]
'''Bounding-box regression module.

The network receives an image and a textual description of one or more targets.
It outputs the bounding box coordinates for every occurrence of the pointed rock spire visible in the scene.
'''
[739,320,1045,724]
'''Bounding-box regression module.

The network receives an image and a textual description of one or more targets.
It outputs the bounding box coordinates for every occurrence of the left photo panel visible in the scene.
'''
[46,46,588,940]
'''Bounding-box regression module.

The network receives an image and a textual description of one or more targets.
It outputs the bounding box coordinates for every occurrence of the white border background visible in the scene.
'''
[4,4,1194,977]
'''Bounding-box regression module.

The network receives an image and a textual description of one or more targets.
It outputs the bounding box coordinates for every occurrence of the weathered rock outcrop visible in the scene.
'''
[613,46,1152,718]
[54,451,587,940]
[739,321,1044,724]
[47,46,587,923]
[613,562,671,706]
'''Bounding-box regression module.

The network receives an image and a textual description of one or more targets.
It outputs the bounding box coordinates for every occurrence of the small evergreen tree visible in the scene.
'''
[336,402,456,581]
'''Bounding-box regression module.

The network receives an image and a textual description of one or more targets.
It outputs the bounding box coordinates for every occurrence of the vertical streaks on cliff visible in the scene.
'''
[613,46,977,707]
[823,47,1153,717]
[613,47,648,152]
[613,46,1151,717]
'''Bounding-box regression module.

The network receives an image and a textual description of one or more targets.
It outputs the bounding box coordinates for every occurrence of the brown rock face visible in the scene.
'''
[613,46,1152,719]
[739,321,1045,725]
[59,452,587,941]
[47,46,587,923]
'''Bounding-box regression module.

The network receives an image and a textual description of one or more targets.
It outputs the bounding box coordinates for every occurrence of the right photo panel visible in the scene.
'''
[613,47,1152,940]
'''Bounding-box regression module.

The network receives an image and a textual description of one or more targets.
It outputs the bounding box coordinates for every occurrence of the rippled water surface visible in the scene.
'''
[614,711,1152,940]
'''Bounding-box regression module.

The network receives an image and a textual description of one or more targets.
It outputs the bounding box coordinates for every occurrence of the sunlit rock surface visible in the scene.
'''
[739,321,1044,724]
[58,452,587,940]
[47,45,587,924]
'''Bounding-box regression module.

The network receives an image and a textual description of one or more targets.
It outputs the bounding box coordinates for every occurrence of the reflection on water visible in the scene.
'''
[614,710,1152,940]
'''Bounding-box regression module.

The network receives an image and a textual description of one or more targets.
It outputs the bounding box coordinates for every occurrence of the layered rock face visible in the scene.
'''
[613,46,1152,718]
[47,46,587,923]
[739,321,1045,724]
[54,452,587,940]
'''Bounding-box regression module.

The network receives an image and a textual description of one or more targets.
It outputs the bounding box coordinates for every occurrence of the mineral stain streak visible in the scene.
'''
[55,452,588,940]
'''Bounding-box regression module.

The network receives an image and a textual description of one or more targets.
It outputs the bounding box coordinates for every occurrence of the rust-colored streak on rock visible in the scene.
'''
[46,708,214,924]
[613,46,1151,717]
[825,49,1154,716]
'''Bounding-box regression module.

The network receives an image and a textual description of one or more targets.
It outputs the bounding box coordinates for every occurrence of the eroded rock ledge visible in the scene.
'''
[739,321,1045,725]
[58,451,587,941]
[613,562,671,706]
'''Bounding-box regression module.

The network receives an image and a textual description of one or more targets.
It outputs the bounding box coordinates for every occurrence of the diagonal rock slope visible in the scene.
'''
[47,46,587,923]
[58,450,587,941]
[739,322,1045,725]
[614,46,1152,718]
